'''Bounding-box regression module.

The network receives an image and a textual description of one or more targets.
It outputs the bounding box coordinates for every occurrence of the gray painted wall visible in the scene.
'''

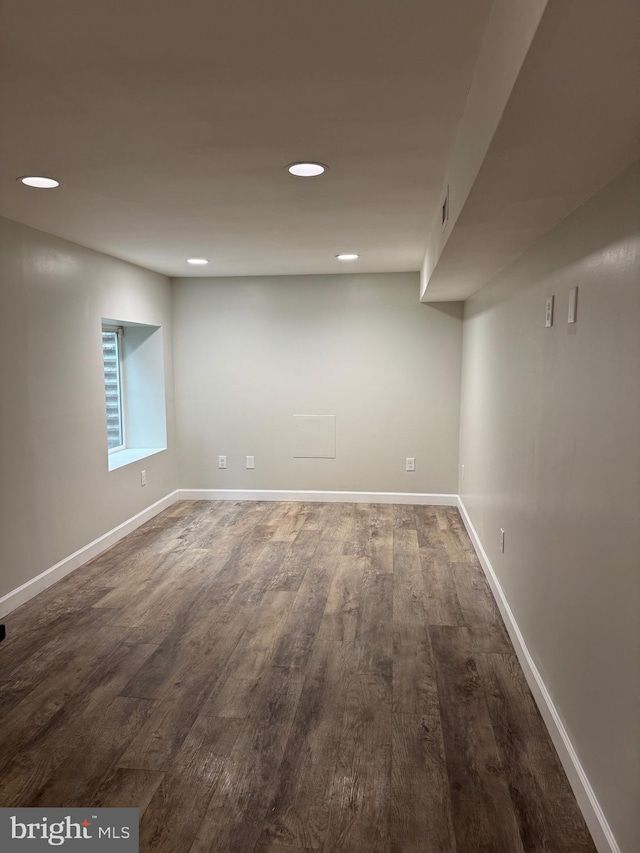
[459,163,640,853]
[172,273,463,495]
[0,217,179,602]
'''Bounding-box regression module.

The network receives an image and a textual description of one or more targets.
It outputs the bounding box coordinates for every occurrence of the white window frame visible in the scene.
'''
[101,317,168,471]
[102,324,126,453]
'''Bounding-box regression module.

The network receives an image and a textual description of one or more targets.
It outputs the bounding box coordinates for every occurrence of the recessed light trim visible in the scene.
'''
[187,258,209,265]
[336,253,360,262]
[18,176,60,189]
[287,162,327,177]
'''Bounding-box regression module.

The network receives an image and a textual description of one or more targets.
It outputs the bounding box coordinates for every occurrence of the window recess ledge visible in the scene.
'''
[108,447,166,472]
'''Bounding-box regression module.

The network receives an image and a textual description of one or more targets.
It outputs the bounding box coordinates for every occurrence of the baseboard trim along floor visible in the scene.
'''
[178,488,458,505]
[456,496,620,853]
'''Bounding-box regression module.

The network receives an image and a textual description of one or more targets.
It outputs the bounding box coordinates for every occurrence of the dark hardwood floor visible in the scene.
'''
[0,501,596,852]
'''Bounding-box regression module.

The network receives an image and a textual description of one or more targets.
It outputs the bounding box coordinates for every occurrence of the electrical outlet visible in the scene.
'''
[246,455,255,469]
[500,528,505,553]
[218,455,227,469]
[140,469,146,487]
[406,457,416,472]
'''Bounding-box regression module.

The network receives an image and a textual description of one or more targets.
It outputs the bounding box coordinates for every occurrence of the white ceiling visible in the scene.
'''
[1,1,638,294]
[0,0,493,278]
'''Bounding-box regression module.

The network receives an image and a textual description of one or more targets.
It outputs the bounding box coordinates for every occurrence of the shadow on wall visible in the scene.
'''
[423,302,465,320]
[466,163,640,318]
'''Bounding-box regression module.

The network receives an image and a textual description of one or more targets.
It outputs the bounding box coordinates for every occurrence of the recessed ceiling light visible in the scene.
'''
[336,253,360,262]
[187,258,209,265]
[18,176,60,189]
[287,162,327,177]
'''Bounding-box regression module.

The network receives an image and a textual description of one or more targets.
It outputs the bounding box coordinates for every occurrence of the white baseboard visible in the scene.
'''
[0,490,180,619]
[179,488,458,506]
[456,496,620,853]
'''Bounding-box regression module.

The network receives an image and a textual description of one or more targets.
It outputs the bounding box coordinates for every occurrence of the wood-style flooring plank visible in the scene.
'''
[342,503,373,558]
[451,558,504,626]
[294,501,333,532]
[117,579,247,701]
[467,620,512,654]
[391,713,456,852]
[138,715,242,852]
[354,571,392,677]
[116,698,201,773]
[271,541,341,669]
[28,696,153,808]
[188,665,305,853]
[203,590,296,718]
[90,767,164,811]
[477,652,597,853]
[316,555,364,643]
[392,528,439,716]
[322,672,392,853]
[257,640,351,850]
[419,546,465,627]
[115,511,286,703]
[429,625,525,853]
[232,541,294,606]
[320,502,357,543]
[100,548,210,630]
[0,605,116,712]
[362,503,394,574]
[392,504,417,530]
[269,502,308,542]
[266,528,320,593]
[434,509,472,562]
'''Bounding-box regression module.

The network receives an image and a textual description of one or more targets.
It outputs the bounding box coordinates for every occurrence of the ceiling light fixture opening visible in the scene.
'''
[187,258,209,265]
[336,253,360,262]
[19,176,60,189]
[287,162,327,177]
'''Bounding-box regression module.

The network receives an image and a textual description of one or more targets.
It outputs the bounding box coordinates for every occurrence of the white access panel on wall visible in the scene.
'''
[293,415,336,458]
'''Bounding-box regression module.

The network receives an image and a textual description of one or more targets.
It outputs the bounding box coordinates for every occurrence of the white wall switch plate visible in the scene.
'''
[568,287,578,324]
[500,528,505,553]
[218,455,227,469]
[545,295,554,327]
[246,455,255,469]
[406,457,416,472]
[140,469,146,486]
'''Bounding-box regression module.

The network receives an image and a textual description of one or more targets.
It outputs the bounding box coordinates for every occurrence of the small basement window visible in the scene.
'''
[100,318,168,471]
[102,325,125,451]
